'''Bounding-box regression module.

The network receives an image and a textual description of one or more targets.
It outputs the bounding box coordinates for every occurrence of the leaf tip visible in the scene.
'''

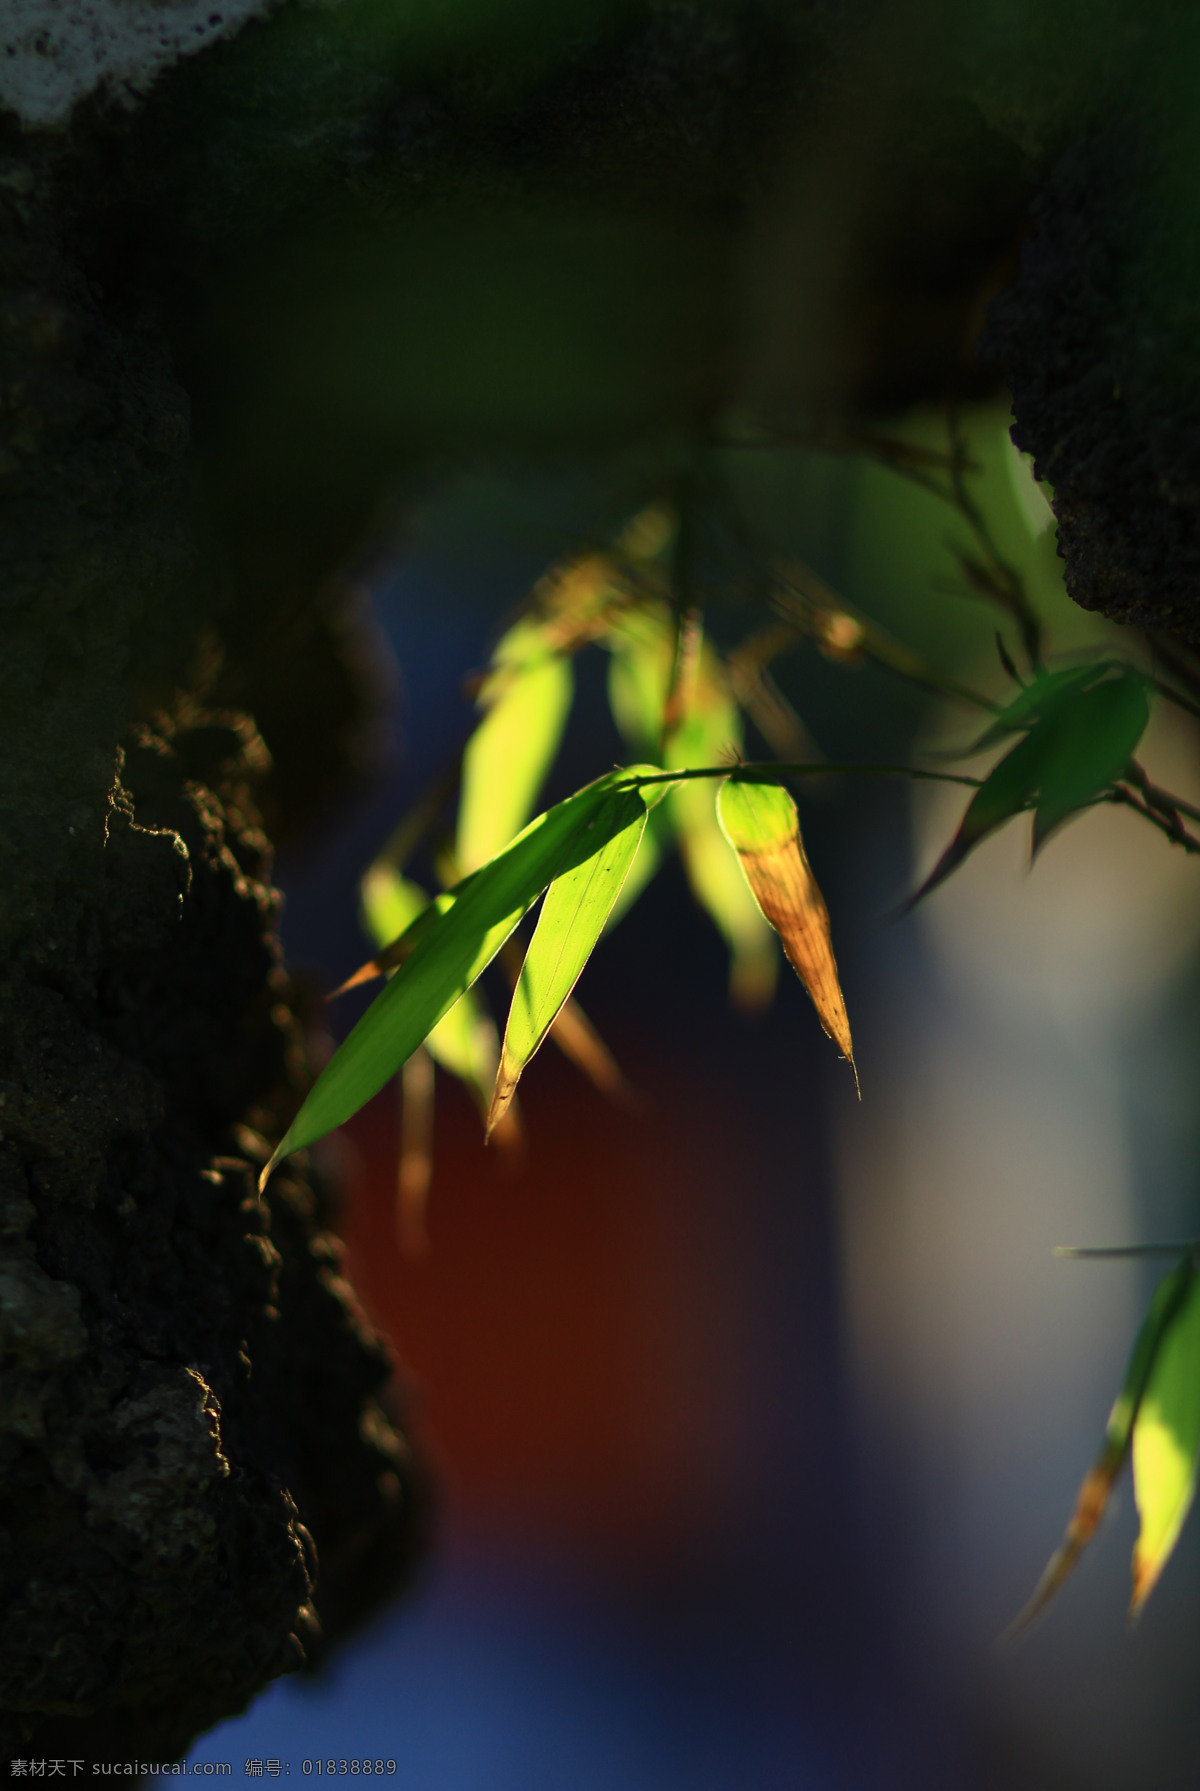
[485,1073,518,1144]
[258,1141,286,1195]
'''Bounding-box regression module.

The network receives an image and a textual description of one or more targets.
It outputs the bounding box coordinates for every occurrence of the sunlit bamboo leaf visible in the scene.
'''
[675,780,778,1008]
[1032,672,1150,853]
[602,797,672,934]
[1006,1258,1193,1638]
[606,610,673,757]
[457,619,575,873]
[335,874,470,995]
[604,604,777,992]
[261,769,658,1188]
[717,778,854,1080]
[487,787,649,1135]
[360,866,500,1113]
[663,630,779,1006]
[1131,1266,1200,1614]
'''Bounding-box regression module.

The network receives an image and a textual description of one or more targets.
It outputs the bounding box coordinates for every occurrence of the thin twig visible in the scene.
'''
[1108,783,1200,853]
[773,561,1000,713]
[1056,1242,1200,1260]
[1125,759,1200,829]
[626,760,984,791]
[947,408,1044,672]
[1143,673,1200,724]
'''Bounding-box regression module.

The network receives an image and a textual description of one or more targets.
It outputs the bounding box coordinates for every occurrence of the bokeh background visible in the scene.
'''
[189,408,1200,1787]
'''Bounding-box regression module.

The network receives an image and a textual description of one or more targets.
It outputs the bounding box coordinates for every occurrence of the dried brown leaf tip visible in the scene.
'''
[1002,1445,1124,1642]
[1004,1258,1195,1640]
[716,778,857,1092]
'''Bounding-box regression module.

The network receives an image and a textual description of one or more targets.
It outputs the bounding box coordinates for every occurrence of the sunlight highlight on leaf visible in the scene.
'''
[261,769,659,1188]
[361,866,501,1114]
[488,786,649,1135]
[717,778,855,1083]
[1131,1267,1200,1614]
[675,782,778,1008]
[457,627,574,873]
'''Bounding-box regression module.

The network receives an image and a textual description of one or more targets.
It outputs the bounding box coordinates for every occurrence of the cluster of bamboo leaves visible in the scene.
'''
[257,455,1200,1624]
[261,503,857,1208]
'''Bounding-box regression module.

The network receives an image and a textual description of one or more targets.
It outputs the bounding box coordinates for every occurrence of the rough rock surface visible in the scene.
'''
[983,129,1200,643]
[0,714,425,1760]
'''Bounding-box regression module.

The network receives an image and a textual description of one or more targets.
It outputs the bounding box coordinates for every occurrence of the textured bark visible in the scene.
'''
[0,110,424,1761]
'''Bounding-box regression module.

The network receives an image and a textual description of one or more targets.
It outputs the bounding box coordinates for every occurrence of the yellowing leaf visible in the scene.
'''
[457,639,574,873]
[717,779,854,1081]
[1006,1259,1194,1637]
[674,780,778,1008]
[1131,1268,1200,1613]
[604,602,777,994]
[488,786,649,1135]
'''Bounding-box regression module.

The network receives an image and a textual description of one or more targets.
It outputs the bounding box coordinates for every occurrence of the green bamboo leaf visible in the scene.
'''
[487,786,649,1134]
[905,725,1050,909]
[605,603,777,995]
[261,769,657,1188]
[717,779,854,1081]
[954,663,1110,757]
[1131,1267,1200,1613]
[457,620,575,873]
[602,796,672,934]
[1032,672,1149,853]
[336,874,469,995]
[606,610,672,756]
[361,867,499,1113]
[1006,1258,1193,1637]
[668,655,778,1007]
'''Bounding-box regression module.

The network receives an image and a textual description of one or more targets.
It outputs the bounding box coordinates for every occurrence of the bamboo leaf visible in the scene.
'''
[954,664,1109,758]
[605,601,778,996]
[261,769,656,1188]
[601,796,672,934]
[457,623,575,873]
[606,610,672,757]
[905,726,1050,908]
[487,787,649,1135]
[360,867,499,1112]
[335,874,470,995]
[1033,672,1150,853]
[1006,1259,1193,1638]
[1131,1267,1200,1614]
[717,778,855,1082]
[675,781,778,1008]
